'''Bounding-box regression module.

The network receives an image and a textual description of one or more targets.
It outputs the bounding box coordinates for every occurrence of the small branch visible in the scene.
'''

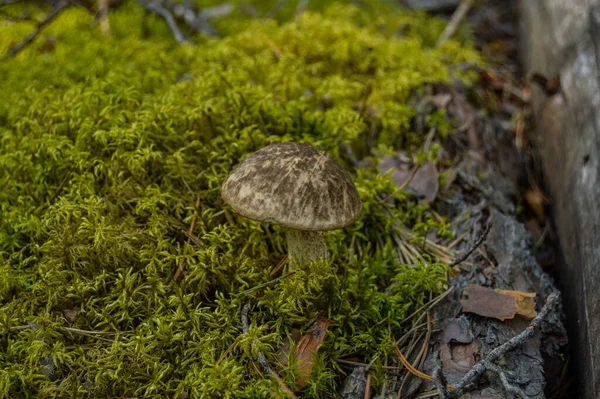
[240,305,297,398]
[270,254,289,277]
[364,372,372,399]
[381,165,420,202]
[434,292,561,398]
[215,340,236,366]
[3,0,70,59]
[435,0,473,47]
[482,361,526,398]
[97,0,111,35]
[241,304,274,376]
[432,367,450,399]
[166,1,219,36]
[295,0,308,18]
[138,0,186,44]
[449,221,493,267]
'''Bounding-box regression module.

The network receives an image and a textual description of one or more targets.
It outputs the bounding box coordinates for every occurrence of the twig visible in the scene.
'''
[364,372,372,399]
[381,165,421,202]
[295,0,308,18]
[434,292,561,398]
[11,325,123,335]
[1,0,24,6]
[98,0,111,35]
[165,1,221,36]
[270,254,288,276]
[137,0,186,44]
[3,0,70,59]
[482,361,526,398]
[432,367,451,399]
[215,340,236,366]
[240,304,297,398]
[10,324,128,343]
[435,0,473,47]
[449,221,493,267]
[241,304,274,376]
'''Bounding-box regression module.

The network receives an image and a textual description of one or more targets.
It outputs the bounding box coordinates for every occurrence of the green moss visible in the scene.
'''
[0,2,480,398]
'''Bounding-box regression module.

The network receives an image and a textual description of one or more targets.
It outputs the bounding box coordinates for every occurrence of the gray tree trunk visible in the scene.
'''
[519,1,600,397]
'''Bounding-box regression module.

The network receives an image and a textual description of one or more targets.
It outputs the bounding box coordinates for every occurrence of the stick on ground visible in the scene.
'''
[137,0,186,44]
[3,0,70,59]
[433,291,561,398]
[435,0,473,47]
[449,221,493,267]
[241,304,274,376]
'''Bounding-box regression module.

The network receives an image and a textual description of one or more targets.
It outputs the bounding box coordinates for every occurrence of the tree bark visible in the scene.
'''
[519,1,600,397]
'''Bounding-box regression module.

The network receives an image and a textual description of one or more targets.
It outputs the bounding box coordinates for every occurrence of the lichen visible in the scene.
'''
[0,2,481,397]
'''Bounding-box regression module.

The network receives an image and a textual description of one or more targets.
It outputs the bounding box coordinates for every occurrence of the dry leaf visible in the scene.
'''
[461,284,537,321]
[279,318,330,391]
[379,158,439,203]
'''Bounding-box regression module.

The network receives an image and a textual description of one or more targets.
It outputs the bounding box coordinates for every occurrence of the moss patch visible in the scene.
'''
[0,3,480,397]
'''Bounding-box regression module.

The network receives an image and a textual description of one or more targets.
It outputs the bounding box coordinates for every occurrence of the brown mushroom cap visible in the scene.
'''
[221,142,362,231]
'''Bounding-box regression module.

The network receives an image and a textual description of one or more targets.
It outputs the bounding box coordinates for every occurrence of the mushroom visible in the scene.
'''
[221,142,362,268]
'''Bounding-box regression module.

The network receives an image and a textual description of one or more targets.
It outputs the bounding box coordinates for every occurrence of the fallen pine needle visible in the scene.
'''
[271,373,298,399]
[364,372,372,399]
[215,340,236,366]
[393,335,456,391]
[270,254,289,276]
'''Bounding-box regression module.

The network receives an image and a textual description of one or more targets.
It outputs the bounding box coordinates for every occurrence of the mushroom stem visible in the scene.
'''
[286,229,329,268]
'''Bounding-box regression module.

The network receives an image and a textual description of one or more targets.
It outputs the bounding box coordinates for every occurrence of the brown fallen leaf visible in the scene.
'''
[461,284,537,321]
[279,318,331,391]
[379,157,439,203]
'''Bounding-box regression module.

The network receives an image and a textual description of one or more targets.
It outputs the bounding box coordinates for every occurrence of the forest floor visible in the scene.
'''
[0,1,572,398]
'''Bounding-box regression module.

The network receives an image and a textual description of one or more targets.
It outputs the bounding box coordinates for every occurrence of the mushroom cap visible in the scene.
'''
[221,142,362,231]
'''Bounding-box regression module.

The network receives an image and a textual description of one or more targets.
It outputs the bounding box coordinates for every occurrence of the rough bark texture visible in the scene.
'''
[339,366,367,398]
[519,1,600,397]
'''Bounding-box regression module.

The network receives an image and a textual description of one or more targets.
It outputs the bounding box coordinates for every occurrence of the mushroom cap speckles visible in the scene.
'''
[221,142,362,231]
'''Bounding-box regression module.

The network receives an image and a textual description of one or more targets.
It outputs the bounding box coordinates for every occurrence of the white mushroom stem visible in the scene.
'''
[286,229,329,268]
